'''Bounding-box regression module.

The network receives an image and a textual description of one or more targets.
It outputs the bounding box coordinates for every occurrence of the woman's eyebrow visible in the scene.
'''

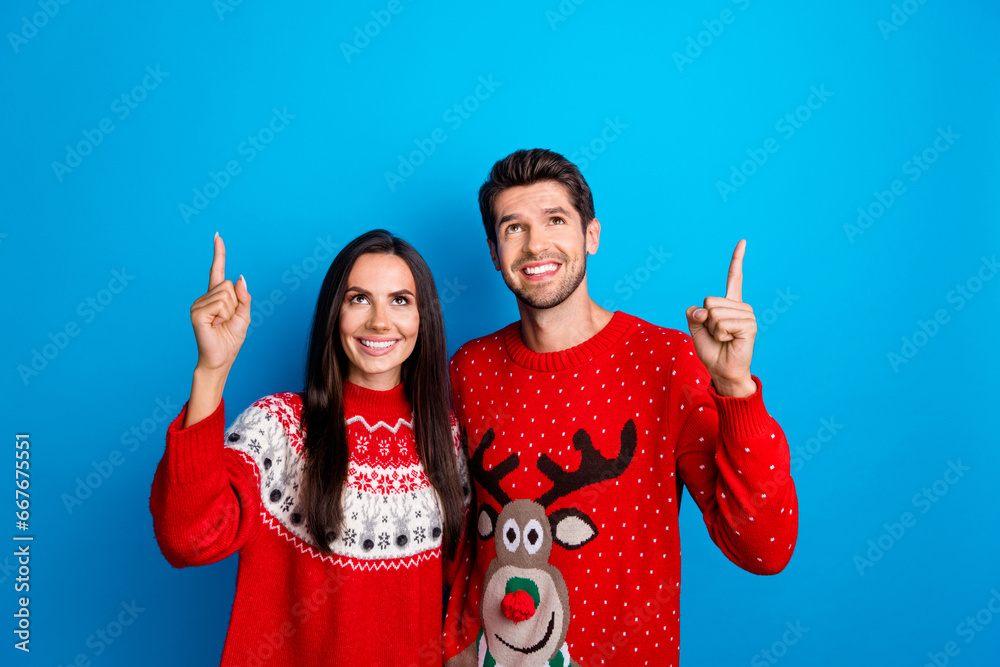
[346,287,415,298]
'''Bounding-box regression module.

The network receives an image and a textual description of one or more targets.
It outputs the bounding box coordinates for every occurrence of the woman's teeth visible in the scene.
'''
[359,339,397,349]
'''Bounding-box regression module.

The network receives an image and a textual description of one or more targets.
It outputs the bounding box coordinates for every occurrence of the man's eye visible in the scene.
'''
[506,223,521,233]
[551,217,565,224]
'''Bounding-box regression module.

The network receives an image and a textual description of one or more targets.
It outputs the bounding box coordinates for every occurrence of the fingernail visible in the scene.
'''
[214,231,219,239]
[240,274,247,290]
[695,308,706,318]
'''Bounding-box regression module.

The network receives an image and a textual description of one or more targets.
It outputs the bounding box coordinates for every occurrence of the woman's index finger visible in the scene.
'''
[209,232,226,291]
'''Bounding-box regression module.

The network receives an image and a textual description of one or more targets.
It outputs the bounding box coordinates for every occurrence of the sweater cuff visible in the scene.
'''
[164,398,226,485]
[707,375,772,441]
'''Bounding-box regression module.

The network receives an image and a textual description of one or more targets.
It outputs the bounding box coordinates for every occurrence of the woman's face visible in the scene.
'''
[338,253,420,390]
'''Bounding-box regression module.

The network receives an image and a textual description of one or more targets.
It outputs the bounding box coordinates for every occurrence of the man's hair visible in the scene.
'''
[478,148,595,246]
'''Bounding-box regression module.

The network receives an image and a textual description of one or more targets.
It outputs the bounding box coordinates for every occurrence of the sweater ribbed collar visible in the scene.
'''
[503,310,636,372]
[343,380,411,417]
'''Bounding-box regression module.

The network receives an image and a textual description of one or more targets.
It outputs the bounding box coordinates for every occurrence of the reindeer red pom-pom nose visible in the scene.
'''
[501,590,536,623]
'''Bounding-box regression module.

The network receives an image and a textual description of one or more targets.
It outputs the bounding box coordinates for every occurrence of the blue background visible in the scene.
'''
[2,1,998,665]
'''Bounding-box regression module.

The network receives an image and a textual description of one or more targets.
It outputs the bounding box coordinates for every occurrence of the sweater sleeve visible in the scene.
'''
[443,419,478,655]
[443,414,474,585]
[149,397,267,568]
[669,335,798,575]
[444,355,480,661]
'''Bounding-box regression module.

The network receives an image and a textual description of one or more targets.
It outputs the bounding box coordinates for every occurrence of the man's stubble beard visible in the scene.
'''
[503,247,588,310]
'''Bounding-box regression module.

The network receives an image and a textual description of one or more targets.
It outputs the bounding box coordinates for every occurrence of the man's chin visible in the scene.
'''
[510,283,570,310]
[516,294,561,309]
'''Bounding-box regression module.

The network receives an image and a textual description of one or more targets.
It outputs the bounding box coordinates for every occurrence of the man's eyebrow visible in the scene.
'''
[498,207,569,225]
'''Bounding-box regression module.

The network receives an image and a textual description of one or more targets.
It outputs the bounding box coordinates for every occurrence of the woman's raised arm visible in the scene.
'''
[184,232,251,427]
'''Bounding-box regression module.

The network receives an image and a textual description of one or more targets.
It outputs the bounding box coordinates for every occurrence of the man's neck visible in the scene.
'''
[516,282,615,353]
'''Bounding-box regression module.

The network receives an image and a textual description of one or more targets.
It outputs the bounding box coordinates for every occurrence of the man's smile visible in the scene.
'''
[520,261,562,281]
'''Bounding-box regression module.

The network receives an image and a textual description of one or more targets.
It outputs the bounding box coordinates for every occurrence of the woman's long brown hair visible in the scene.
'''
[300,229,464,559]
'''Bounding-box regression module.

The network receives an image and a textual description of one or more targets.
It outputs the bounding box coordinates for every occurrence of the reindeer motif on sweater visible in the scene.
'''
[450,420,637,667]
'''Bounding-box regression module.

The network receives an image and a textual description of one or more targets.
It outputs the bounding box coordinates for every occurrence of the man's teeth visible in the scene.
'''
[360,339,397,349]
[524,263,558,275]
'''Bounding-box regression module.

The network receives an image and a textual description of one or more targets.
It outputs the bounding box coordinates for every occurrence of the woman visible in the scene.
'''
[150,229,471,666]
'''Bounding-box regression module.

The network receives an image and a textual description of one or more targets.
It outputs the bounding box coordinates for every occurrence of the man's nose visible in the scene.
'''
[523,227,551,257]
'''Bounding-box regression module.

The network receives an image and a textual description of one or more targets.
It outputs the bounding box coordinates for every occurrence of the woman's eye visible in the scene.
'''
[349,294,368,304]
[393,296,409,305]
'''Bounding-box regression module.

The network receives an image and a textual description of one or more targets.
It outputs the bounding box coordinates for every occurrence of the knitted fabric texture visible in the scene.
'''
[150,381,471,666]
[443,311,798,666]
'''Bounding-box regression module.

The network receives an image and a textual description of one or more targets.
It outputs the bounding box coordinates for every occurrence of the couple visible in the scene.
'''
[150,148,799,667]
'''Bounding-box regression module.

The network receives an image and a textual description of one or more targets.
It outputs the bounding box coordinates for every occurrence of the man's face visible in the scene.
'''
[489,181,599,310]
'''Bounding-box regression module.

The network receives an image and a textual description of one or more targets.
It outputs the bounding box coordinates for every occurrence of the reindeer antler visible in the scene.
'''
[535,419,637,507]
[469,428,519,506]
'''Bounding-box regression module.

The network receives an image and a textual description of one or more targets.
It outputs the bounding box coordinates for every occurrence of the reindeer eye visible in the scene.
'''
[502,518,520,552]
[523,519,544,555]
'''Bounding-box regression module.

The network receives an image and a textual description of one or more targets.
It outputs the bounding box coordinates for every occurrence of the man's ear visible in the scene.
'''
[488,239,501,271]
[585,218,601,255]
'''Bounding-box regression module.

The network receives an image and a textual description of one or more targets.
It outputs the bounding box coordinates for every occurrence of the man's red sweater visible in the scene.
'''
[150,382,470,666]
[443,311,798,666]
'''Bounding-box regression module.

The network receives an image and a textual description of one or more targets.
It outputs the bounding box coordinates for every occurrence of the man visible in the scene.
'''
[442,149,798,667]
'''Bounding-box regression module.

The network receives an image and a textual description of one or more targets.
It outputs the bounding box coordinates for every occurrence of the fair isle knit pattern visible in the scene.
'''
[150,380,468,666]
[223,391,455,566]
[442,311,799,667]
